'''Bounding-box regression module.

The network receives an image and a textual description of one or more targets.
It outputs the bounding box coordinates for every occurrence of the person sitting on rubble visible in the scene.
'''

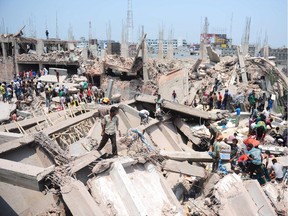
[246,144,266,184]
[270,159,284,183]
[205,122,222,152]
[10,111,17,122]
[139,109,150,125]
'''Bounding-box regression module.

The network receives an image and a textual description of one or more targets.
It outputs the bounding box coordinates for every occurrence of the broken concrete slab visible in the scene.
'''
[0,135,34,154]
[88,161,183,216]
[69,150,102,174]
[163,159,206,178]
[206,46,220,63]
[0,131,23,144]
[61,177,104,216]
[203,173,221,196]
[0,158,54,190]
[0,102,16,123]
[244,180,276,216]
[174,118,201,145]
[136,94,216,120]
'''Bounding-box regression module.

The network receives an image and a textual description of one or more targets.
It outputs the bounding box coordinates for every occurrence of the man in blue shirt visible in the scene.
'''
[247,144,266,183]
[235,105,241,127]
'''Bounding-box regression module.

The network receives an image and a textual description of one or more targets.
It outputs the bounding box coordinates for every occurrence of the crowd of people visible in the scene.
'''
[206,121,286,185]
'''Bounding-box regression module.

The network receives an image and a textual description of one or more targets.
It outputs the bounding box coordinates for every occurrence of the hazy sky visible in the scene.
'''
[0,0,287,48]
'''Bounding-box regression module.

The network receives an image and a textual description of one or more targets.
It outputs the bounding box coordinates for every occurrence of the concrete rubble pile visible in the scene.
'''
[0,36,288,216]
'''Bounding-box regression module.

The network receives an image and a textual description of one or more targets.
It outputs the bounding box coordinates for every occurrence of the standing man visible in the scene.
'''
[235,105,241,127]
[97,106,121,156]
[172,90,177,102]
[45,30,49,39]
[248,90,256,114]
[54,70,60,83]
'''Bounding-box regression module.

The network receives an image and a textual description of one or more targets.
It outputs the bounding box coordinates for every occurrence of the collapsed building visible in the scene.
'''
[0,31,288,216]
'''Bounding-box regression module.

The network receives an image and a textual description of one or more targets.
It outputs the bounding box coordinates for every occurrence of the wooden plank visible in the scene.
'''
[163,159,206,178]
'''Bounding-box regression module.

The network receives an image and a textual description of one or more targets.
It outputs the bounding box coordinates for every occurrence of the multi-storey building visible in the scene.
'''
[146,38,187,54]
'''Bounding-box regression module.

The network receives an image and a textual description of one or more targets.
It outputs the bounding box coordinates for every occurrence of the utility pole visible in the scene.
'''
[56,12,59,39]
[158,25,164,60]
[127,0,133,44]
[241,17,251,56]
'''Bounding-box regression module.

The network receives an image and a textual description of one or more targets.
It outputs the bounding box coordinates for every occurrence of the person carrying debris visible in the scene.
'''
[205,122,222,152]
[97,106,121,156]
[139,109,149,125]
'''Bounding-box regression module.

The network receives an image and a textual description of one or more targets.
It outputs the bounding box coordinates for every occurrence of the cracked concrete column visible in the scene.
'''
[142,40,149,83]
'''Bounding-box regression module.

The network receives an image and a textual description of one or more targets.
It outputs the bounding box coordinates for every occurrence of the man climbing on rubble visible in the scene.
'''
[97,106,121,156]
[139,109,150,125]
[205,122,222,152]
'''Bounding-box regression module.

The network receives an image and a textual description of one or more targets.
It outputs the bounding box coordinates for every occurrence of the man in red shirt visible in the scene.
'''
[217,92,222,109]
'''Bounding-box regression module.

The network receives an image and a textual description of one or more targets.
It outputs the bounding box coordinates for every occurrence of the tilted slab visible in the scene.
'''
[0,158,54,190]
[61,177,104,216]
[136,94,215,120]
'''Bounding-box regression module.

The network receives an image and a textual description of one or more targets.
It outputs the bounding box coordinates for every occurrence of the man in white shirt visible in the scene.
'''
[262,107,270,121]
[270,158,284,182]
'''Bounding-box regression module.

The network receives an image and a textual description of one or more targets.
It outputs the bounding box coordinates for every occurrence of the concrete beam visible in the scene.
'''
[69,150,102,174]
[0,135,34,154]
[236,46,248,83]
[174,118,201,145]
[160,150,213,162]
[61,177,104,216]
[0,131,23,144]
[0,158,54,190]
[163,160,206,178]
[244,180,276,216]
[110,161,148,216]
[136,94,216,120]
